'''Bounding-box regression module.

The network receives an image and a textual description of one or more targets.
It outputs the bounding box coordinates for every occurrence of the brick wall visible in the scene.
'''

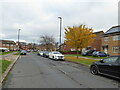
[102,35,120,56]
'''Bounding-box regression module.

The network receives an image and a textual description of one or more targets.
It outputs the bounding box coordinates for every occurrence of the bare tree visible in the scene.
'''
[39,35,55,51]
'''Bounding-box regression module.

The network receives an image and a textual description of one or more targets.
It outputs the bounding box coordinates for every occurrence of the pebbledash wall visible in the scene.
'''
[101,25,120,56]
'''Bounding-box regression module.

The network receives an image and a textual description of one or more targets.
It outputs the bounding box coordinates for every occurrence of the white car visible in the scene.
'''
[49,51,64,60]
[37,51,44,56]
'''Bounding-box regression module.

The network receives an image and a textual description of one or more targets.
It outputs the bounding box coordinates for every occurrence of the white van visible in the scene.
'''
[0,48,9,52]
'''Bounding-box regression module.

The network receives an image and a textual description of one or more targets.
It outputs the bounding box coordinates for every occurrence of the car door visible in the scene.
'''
[98,56,119,77]
[116,57,120,78]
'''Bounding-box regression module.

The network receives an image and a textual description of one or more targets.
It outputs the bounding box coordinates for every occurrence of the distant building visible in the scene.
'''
[101,25,120,56]
[0,40,16,51]
[36,44,55,51]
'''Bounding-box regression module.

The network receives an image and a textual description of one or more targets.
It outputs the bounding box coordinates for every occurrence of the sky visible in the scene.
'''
[0,0,119,44]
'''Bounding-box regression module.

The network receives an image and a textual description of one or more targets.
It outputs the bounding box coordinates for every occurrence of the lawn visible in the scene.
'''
[65,54,106,59]
[32,52,38,54]
[13,52,20,55]
[0,60,11,74]
[0,51,16,55]
[64,56,98,66]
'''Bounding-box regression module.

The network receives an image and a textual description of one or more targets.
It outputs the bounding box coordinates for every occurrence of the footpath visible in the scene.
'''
[0,52,20,88]
[78,56,101,61]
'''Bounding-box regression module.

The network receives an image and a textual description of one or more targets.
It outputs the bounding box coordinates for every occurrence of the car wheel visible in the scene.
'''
[90,66,99,75]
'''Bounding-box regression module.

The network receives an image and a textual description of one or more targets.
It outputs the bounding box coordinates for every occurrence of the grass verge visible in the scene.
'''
[0,51,16,55]
[32,52,38,54]
[64,56,98,66]
[65,54,106,59]
[0,60,11,74]
[13,52,20,55]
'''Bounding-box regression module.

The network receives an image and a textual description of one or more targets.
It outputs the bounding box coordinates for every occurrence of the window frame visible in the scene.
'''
[104,37,109,41]
[112,35,120,41]
[112,46,120,53]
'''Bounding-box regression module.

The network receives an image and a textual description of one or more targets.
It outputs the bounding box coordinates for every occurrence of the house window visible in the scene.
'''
[6,44,9,46]
[112,46,120,53]
[3,44,6,46]
[113,35,120,41]
[104,37,108,41]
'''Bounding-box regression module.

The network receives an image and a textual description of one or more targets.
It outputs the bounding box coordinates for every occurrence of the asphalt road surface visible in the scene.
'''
[3,53,120,88]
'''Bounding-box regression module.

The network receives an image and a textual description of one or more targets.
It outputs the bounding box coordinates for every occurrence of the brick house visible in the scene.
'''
[0,40,16,51]
[88,31,104,51]
[101,25,120,56]
[59,43,74,51]
[36,44,55,51]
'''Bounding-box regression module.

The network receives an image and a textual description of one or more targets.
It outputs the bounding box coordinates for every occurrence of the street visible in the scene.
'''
[3,53,120,88]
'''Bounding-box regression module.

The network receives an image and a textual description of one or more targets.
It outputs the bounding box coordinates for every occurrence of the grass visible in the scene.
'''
[32,52,38,54]
[64,56,98,66]
[65,54,106,59]
[0,60,11,74]
[13,52,20,55]
[0,51,16,55]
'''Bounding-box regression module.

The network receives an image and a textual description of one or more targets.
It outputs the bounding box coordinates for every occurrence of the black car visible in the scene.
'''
[43,51,50,58]
[92,51,109,57]
[20,50,27,55]
[82,50,96,56]
[90,56,120,79]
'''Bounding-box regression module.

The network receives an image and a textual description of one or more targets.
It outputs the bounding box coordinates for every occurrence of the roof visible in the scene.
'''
[105,25,120,34]
[0,40,15,44]
[93,31,104,34]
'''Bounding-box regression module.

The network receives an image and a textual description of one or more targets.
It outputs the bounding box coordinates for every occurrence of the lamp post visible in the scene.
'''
[58,16,62,51]
[18,29,21,51]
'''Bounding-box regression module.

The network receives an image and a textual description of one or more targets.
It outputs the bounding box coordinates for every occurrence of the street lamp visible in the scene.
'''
[58,16,62,50]
[18,29,21,51]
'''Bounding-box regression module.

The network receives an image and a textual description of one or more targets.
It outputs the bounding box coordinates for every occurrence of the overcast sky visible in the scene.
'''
[0,0,119,43]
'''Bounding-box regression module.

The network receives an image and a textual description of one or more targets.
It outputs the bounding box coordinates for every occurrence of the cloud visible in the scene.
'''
[0,0,119,43]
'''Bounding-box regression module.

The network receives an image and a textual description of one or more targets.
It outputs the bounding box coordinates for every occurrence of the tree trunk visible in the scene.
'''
[77,49,79,59]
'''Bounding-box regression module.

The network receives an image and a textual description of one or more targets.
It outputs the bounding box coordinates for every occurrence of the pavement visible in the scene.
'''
[78,56,101,60]
[0,52,20,88]
[0,52,18,60]
[65,55,101,61]
[3,53,120,88]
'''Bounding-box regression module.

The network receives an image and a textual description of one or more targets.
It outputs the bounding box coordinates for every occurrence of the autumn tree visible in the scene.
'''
[64,24,96,58]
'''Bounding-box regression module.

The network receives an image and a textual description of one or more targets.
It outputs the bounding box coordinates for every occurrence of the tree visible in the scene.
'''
[64,24,96,58]
[39,35,55,51]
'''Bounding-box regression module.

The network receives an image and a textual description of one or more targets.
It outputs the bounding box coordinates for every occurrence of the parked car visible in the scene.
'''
[0,48,9,52]
[49,51,64,60]
[43,51,50,58]
[20,50,27,55]
[37,51,44,56]
[27,49,31,52]
[92,51,109,57]
[90,56,120,79]
[82,50,96,56]
[33,49,38,52]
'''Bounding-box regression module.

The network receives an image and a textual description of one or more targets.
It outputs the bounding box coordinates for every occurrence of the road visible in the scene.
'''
[3,53,120,88]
